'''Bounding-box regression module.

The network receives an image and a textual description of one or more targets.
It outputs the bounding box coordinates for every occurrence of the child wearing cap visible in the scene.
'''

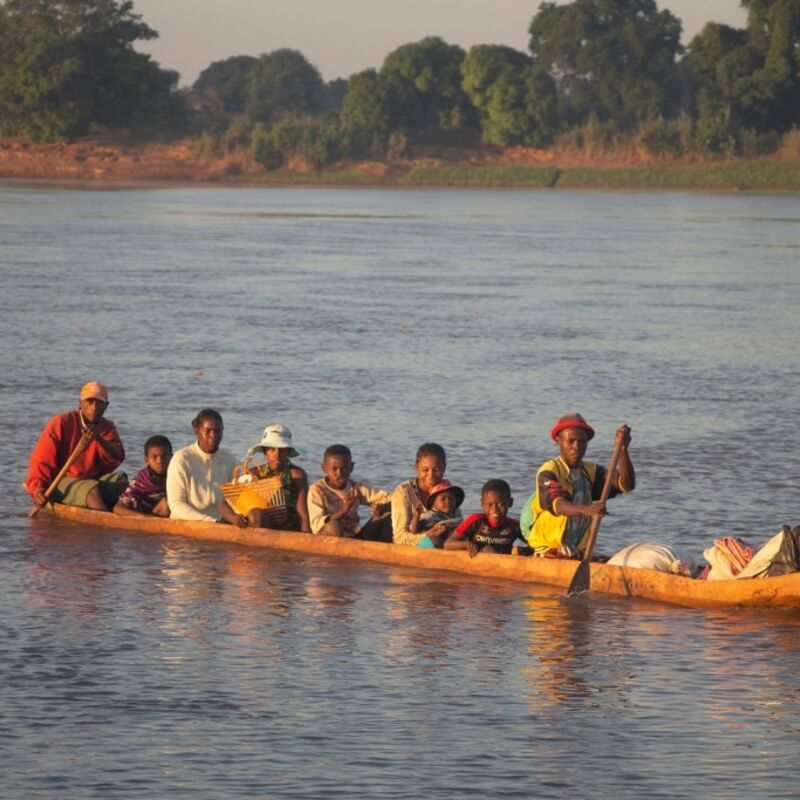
[391,442,450,546]
[246,424,311,532]
[444,479,520,557]
[26,381,126,512]
[114,435,172,517]
[527,413,635,557]
[307,444,392,537]
[410,479,465,548]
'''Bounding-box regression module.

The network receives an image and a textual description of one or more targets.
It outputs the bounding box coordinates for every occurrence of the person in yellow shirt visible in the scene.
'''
[528,413,635,557]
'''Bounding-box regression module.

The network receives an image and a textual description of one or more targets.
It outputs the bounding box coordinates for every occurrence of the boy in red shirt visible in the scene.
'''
[444,479,520,557]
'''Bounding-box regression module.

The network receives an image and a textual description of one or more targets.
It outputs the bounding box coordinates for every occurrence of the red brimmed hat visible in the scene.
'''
[425,480,465,510]
[550,413,595,442]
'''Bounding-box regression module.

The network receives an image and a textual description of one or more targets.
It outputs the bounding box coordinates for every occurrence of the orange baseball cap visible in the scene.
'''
[79,381,109,403]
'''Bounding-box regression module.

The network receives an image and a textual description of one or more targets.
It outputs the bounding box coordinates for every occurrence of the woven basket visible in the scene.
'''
[221,458,287,517]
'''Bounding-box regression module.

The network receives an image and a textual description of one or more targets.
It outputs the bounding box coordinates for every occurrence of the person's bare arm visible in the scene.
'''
[217,498,247,528]
[615,424,635,492]
[552,498,607,518]
[292,467,311,532]
[84,422,124,463]
[151,497,170,517]
[443,533,467,551]
[409,502,424,533]
[443,534,479,557]
[112,500,139,517]
[331,491,360,523]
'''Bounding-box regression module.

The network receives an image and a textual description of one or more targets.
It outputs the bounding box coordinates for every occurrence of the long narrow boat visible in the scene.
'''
[37,503,800,610]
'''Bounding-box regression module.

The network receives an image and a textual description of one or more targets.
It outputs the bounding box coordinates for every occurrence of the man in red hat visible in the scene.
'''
[526,413,635,557]
[26,381,126,512]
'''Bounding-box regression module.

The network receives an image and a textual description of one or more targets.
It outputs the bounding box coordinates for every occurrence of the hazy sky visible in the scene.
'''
[132,0,748,87]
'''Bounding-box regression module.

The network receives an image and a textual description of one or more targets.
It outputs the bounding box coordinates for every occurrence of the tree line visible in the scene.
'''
[2,0,799,167]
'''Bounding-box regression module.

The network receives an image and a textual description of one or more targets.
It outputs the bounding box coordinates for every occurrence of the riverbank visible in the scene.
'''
[2,137,800,191]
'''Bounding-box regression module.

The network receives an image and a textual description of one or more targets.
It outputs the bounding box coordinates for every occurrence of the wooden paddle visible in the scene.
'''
[29,431,92,518]
[566,433,626,596]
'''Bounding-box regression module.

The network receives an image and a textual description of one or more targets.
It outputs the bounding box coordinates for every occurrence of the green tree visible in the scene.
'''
[380,36,471,130]
[461,45,557,146]
[0,3,86,139]
[741,0,800,130]
[528,0,683,129]
[339,71,386,158]
[684,23,755,129]
[340,69,389,132]
[194,55,257,114]
[246,48,324,124]
[338,69,392,157]
[685,0,800,133]
[683,23,748,108]
[0,0,184,140]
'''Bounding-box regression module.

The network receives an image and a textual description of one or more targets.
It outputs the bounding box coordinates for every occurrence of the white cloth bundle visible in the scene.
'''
[608,541,698,577]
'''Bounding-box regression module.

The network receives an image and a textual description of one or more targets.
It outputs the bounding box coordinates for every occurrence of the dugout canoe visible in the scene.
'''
[35,503,800,610]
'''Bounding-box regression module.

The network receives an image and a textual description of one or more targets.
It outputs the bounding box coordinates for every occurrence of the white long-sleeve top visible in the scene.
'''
[166,441,238,522]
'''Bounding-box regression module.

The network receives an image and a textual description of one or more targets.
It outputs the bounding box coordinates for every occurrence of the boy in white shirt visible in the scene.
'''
[308,444,391,537]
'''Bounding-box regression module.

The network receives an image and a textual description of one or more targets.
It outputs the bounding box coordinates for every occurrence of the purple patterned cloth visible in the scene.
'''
[118,466,167,514]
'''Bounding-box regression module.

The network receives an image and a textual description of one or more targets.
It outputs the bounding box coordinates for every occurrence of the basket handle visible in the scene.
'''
[231,455,263,484]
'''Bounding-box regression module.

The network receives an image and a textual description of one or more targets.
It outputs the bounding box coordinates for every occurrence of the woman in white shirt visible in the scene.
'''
[166,408,245,526]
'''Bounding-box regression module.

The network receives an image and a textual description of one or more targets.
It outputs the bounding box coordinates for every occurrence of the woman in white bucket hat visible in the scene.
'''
[246,424,310,531]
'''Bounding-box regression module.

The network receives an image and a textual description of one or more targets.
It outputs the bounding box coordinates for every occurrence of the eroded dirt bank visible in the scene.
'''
[0,137,794,190]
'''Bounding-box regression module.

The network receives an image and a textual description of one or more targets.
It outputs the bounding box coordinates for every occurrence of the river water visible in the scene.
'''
[1,183,798,798]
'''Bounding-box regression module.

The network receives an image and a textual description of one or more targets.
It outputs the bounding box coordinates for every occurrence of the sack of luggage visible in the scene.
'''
[608,541,698,577]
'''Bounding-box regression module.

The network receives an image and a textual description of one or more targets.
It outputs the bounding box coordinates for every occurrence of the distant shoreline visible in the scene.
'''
[2,138,799,192]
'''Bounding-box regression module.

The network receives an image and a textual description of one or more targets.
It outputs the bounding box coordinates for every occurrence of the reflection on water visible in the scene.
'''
[1,186,799,798]
[4,523,800,798]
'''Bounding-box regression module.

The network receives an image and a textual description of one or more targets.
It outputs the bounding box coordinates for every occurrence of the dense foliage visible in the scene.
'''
[246,48,325,124]
[0,0,186,140]
[461,45,557,146]
[380,36,472,131]
[529,0,684,129]
[193,55,258,115]
[685,0,800,135]
[2,0,799,168]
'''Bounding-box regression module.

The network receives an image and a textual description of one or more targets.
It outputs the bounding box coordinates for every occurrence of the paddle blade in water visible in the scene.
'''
[567,560,590,596]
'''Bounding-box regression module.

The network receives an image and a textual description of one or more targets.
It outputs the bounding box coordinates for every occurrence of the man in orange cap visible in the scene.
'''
[26,381,126,512]
[525,413,635,557]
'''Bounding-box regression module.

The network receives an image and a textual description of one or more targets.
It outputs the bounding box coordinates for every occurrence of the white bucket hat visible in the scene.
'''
[249,424,303,458]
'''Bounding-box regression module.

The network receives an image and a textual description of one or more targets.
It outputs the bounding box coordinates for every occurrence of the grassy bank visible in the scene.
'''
[243,160,800,191]
[398,164,559,187]
[558,161,800,191]
[239,164,560,188]
[248,168,384,185]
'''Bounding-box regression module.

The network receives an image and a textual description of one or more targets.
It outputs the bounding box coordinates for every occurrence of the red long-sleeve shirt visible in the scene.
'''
[26,410,125,498]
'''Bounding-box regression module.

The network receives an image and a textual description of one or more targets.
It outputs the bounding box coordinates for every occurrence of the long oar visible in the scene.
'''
[566,434,625,596]
[29,431,92,518]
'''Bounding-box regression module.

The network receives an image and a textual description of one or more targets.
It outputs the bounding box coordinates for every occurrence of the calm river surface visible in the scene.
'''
[1,183,798,798]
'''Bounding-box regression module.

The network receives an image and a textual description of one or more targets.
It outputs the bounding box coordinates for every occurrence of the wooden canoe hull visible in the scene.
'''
[36,503,800,610]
